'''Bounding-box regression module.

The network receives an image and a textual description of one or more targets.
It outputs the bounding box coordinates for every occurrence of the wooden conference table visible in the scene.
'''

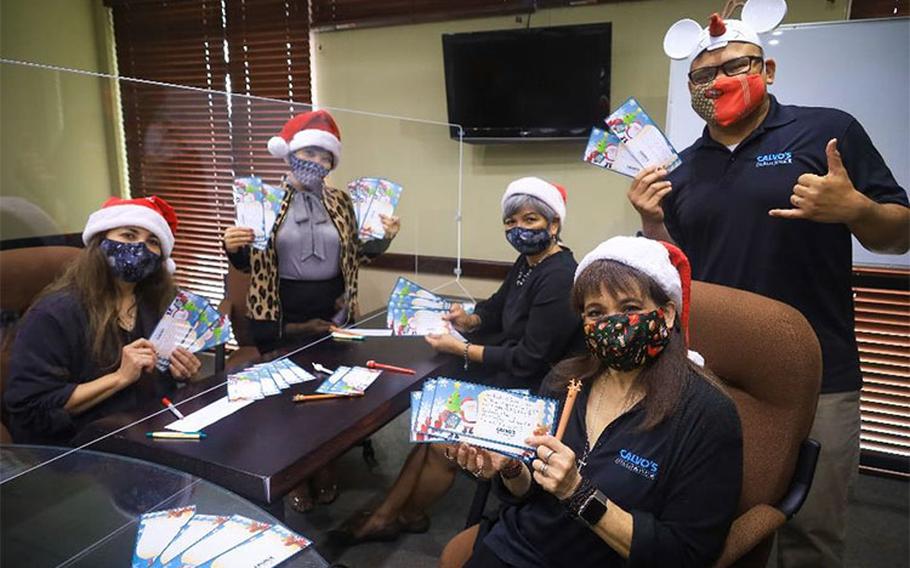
[76,312,452,514]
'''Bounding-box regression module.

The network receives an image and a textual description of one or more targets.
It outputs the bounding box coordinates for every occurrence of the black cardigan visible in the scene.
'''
[467,247,583,392]
[4,290,171,445]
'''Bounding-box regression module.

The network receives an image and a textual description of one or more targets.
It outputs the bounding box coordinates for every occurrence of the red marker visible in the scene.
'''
[161,397,185,420]
[366,360,416,375]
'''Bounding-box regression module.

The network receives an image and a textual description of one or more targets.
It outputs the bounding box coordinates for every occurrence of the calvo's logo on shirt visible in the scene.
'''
[755,151,793,168]
[615,448,659,480]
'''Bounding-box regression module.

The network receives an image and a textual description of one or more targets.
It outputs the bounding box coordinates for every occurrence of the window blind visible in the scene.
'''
[110,0,312,303]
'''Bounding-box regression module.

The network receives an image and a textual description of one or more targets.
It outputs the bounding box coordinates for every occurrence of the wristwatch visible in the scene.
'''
[577,489,609,527]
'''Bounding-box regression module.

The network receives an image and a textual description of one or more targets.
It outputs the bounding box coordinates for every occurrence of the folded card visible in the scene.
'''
[412,378,558,460]
[605,97,681,173]
[315,365,383,396]
[583,126,642,177]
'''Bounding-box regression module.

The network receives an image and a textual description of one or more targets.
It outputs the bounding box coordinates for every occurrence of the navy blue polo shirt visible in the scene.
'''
[482,369,742,567]
[663,96,909,394]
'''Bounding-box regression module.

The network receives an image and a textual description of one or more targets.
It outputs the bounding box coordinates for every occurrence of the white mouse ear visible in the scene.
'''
[663,18,703,59]
[742,0,787,33]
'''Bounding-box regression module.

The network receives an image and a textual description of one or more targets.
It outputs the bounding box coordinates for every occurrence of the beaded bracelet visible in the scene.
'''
[463,342,471,370]
[500,459,524,480]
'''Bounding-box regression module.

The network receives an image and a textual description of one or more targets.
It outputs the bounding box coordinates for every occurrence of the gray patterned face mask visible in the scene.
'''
[288,154,329,191]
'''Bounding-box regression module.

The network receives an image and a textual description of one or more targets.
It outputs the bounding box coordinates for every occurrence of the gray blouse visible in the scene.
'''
[275,188,342,281]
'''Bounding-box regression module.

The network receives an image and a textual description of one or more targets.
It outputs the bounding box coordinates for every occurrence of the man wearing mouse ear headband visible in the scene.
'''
[626,1,910,567]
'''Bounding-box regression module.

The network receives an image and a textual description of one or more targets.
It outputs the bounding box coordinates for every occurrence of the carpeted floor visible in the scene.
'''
[282,412,910,568]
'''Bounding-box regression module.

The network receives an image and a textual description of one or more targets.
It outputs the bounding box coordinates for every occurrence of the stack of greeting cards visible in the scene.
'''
[348,177,403,241]
[132,506,310,568]
[410,378,558,460]
[314,365,383,396]
[584,97,682,177]
[233,176,287,250]
[226,358,316,402]
[386,277,468,338]
[150,291,233,372]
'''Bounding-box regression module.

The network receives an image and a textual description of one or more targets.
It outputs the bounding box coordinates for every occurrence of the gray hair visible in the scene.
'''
[502,194,562,237]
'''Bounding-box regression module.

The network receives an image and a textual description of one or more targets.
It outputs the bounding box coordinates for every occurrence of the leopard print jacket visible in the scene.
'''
[231,180,382,325]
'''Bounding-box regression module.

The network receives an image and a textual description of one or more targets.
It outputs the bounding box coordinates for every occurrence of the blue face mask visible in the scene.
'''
[505,226,553,255]
[100,239,161,283]
[288,154,329,191]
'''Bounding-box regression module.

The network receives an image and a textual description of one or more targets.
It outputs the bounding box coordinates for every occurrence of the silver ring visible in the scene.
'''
[541,462,549,476]
[472,467,483,478]
[444,448,454,461]
[544,448,556,464]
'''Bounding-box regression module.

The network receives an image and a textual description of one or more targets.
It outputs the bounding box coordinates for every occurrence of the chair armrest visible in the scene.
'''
[714,504,787,568]
[776,438,821,519]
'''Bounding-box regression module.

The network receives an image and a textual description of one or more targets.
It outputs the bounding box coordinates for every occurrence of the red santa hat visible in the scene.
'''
[663,0,787,60]
[82,196,179,273]
[267,110,342,168]
[575,236,702,364]
[501,177,568,223]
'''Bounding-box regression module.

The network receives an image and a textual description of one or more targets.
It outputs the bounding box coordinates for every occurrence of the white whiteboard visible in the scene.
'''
[666,18,910,269]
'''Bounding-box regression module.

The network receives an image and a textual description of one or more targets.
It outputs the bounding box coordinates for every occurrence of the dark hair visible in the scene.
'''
[33,234,176,371]
[548,259,718,430]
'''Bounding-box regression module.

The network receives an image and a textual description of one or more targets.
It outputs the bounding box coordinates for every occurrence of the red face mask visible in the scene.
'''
[690,73,767,127]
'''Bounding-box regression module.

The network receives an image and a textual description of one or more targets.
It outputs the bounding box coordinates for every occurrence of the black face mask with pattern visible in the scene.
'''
[583,308,671,371]
[505,226,553,255]
[100,239,161,283]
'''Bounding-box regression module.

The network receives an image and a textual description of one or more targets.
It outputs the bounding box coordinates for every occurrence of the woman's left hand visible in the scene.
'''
[169,348,202,381]
[526,434,582,500]
[379,214,401,239]
[425,333,464,355]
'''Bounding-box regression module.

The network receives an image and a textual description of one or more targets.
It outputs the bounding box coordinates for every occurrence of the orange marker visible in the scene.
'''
[366,360,415,375]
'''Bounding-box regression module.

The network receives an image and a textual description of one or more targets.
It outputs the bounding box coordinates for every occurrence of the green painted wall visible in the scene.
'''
[0,0,121,240]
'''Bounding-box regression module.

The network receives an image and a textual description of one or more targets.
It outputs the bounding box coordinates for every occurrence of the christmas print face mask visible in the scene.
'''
[584,308,671,371]
[690,73,766,128]
[100,239,161,283]
[289,154,329,191]
[505,226,552,255]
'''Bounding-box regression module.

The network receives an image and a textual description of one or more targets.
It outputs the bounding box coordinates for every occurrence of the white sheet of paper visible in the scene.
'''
[165,397,255,433]
[337,328,393,337]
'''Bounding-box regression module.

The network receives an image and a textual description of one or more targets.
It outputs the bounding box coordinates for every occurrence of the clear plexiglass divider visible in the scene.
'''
[0,58,470,567]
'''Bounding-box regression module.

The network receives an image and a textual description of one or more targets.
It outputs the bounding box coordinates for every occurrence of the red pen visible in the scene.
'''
[366,360,416,375]
[161,397,185,420]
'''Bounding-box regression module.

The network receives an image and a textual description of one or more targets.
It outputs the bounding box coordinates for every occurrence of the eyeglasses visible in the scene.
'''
[688,56,764,85]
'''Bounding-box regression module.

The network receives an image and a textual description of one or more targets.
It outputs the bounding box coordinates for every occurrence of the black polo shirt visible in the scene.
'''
[663,96,909,394]
[482,369,742,568]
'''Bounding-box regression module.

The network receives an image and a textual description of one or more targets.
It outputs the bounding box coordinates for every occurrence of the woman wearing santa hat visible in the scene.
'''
[223,109,399,512]
[4,196,201,446]
[333,177,582,544]
[440,236,743,568]
[223,109,399,354]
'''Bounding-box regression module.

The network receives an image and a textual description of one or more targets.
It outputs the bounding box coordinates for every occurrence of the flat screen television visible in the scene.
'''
[442,23,611,142]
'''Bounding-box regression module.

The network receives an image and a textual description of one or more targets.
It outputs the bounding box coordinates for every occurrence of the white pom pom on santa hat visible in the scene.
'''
[267,109,342,169]
[82,195,179,273]
[501,176,568,223]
